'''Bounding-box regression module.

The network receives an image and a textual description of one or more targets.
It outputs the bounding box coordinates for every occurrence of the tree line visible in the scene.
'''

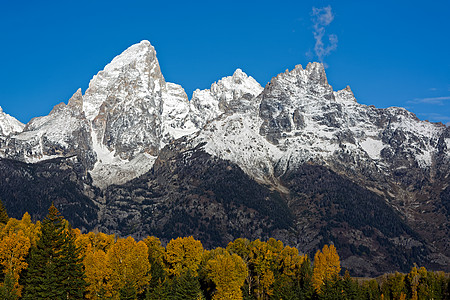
[0,201,448,299]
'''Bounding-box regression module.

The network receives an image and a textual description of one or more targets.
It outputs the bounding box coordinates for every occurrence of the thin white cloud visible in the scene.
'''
[311,6,338,62]
[409,96,450,105]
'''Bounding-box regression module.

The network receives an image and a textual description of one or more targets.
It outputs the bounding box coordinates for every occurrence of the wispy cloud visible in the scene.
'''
[408,96,450,105]
[311,6,338,62]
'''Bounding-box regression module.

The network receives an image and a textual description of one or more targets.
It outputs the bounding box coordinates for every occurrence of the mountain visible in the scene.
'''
[0,106,24,136]
[0,40,449,276]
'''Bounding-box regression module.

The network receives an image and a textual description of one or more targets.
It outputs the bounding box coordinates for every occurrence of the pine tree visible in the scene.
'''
[0,271,19,300]
[342,270,360,299]
[319,274,343,300]
[119,281,137,300]
[59,226,88,299]
[171,270,203,300]
[0,199,9,224]
[272,274,297,300]
[22,204,87,299]
[296,256,315,299]
[146,279,169,300]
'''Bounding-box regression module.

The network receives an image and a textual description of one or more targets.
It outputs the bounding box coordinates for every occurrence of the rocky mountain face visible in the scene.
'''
[0,106,24,137]
[0,41,449,276]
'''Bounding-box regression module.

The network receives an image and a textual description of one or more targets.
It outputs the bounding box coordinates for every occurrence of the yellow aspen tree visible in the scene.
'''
[143,236,165,265]
[90,232,115,252]
[76,231,115,257]
[278,245,306,278]
[107,236,151,297]
[0,218,20,238]
[266,238,284,254]
[417,266,429,299]
[312,244,341,292]
[17,213,40,247]
[248,239,276,300]
[0,230,31,297]
[164,236,204,277]
[227,238,252,298]
[84,247,114,299]
[0,213,40,298]
[206,252,248,300]
[0,213,40,247]
[408,265,419,300]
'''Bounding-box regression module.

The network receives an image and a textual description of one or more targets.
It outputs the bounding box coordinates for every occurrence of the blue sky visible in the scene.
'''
[1,0,449,125]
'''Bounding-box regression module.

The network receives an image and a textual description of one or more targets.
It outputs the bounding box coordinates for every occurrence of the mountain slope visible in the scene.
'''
[0,40,448,276]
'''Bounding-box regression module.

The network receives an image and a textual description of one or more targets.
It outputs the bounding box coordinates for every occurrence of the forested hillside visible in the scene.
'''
[0,202,448,299]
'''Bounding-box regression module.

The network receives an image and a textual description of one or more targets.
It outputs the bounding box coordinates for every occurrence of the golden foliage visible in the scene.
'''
[82,234,152,299]
[278,245,306,278]
[0,213,40,247]
[0,230,30,297]
[0,214,39,297]
[1,208,447,300]
[106,236,151,297]
[312,244,341,292]
[164,236,204,277]
[248,239,280,299]
[408,265,419,300]
[206,251,248,300]
[143,235,165,265]
[76,231,115,257]
[84,248,112,299]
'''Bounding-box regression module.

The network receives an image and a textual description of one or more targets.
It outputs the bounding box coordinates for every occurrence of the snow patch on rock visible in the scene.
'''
[361,138,384,160]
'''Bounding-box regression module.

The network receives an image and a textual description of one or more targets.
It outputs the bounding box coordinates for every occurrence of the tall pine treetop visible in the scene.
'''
[22,203,87,300]
[0,199,9,224]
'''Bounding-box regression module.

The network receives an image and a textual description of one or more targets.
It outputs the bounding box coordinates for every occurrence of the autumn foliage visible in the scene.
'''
[0,202,448,299]
[312,244,341,291]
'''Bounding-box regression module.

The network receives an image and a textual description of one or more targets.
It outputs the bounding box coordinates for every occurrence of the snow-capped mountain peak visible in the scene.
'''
[83,40,165,121]
[189,68,263,129]
[0,106,24,136]
[1,40,447,191]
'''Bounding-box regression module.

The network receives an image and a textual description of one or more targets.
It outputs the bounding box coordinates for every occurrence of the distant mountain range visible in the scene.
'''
[1,40,449,276]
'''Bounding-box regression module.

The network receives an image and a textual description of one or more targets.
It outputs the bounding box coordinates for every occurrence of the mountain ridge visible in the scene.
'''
[0,40,448,276]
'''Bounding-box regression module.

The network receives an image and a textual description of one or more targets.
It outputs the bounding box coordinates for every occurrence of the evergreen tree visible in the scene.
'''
[0,271,19,300]
[146,279,169,300]
[272,274,297,300]
[119,281,137,300]
[297,256,315,300]
[341,270,360,299]
[0,199,9,224]
[22,204,87,299]
[319,275,343,300]
[59,226,87,299]
[145,262,167,299]
[171,270,203,300]
[361,279,381,300]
